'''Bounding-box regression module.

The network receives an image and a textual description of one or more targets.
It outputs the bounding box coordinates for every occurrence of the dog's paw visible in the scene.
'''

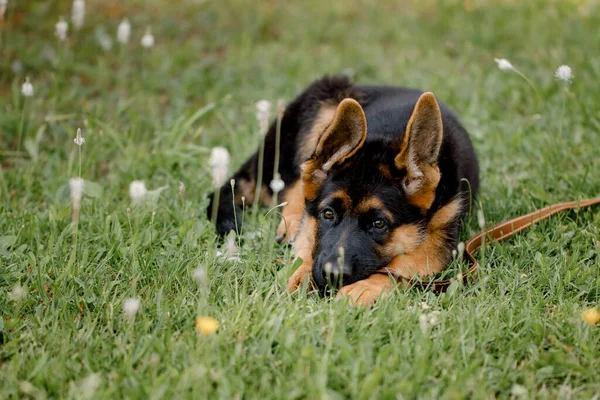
[335,274,393,306]
[287,263,313,292]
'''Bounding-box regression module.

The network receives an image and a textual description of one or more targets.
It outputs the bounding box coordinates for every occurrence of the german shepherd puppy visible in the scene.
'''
[208,75,479,305]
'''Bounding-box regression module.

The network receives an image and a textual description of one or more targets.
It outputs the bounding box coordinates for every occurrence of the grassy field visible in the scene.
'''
[1,0,600,398]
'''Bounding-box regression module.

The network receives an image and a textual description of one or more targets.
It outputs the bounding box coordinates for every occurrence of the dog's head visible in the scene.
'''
[300,94,444,294]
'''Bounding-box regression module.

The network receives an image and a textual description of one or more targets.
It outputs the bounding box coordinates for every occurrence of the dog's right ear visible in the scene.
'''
[302,98,367,201]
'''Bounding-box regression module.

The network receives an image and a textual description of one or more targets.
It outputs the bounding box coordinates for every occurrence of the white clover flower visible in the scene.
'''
[69,177,84,206]
[269,176,285,193]
[117,18,131,44]
[179,181,185,197]
[71,0,85,30]
[208,146,230,187]
[554,65,573,84]
[476,209,485,229]
[192,267,207,284]
[21,77,33,97]
[255,100,271,136]
[74,128,85,146]
[123,298,140,317]
[0,0,7,19]
[141,28,154,48]
[129,180,148,204]
[55,17,68,41]
[494,58,514,72]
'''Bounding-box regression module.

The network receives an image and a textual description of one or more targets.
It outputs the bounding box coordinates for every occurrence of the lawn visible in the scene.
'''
[1,0,600,398]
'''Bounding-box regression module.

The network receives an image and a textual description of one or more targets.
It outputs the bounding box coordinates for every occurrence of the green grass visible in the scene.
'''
[1,0,600,398]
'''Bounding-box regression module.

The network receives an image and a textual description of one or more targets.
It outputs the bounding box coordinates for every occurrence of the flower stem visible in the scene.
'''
[210,188,221,228]
[252,135,265,219]
[271,104,283,207]
[559,85,567,137]
[513,68,543,108]
[17,98,27,152]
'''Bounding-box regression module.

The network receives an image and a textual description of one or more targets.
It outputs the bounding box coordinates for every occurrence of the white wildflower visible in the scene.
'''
[457,242,465,258]
[494,58,514,72]
[269,175,285,194]
[0,0,7,19]
[192,267,207,284]
[95,27,113,51]
[129,180,148,204]
[21,77,33,97]
[476,209,485,229]
[554,65,573,84]
[225,235,239,261]
[141,28,154,48]
[74,128,85,146]
[9,284,27,301]
[55,17,68,41]
[117,18,131,44]
[71,0,85,30]
[255,100,271,136]
[179,181,185,197]
[123,298,140,317]
[420,302,430,310]
[208,146,230,187]
[419,311,441,334]
[69,177,84,206]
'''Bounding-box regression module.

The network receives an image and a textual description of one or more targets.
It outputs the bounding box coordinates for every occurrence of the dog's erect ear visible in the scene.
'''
[314,98,367,171]
[302,98,367,200]
[395,92,443,211]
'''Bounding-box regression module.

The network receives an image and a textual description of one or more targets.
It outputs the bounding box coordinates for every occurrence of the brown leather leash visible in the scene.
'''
[411,197,600,292]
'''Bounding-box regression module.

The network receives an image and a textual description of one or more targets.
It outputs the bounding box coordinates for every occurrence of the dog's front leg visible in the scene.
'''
[336,273,395,306]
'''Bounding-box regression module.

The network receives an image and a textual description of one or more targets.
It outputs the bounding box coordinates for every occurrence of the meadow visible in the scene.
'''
[1,0,599,398]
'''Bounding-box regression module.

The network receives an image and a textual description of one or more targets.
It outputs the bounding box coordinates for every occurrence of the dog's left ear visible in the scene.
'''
[302,98,367,200]
[395,92,443,211]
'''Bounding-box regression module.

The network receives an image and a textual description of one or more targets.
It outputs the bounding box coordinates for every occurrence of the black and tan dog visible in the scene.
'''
[208,75,479,305]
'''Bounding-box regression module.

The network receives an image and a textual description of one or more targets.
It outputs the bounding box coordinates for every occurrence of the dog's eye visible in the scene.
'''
[373,219,387,229]
[322,209,335,220]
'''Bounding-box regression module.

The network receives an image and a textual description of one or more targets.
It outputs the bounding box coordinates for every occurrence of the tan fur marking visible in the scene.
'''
[297,102,337,163]
[378,164,392,179]
[382,200,461,279]
[276,180,305,242]
[381,223,424,259]
[336,273,394,306]
[319,190,351,210]
[287,216,318,291]
[234,178,272,206]
[355,197,393,221]
[407,164,441,211]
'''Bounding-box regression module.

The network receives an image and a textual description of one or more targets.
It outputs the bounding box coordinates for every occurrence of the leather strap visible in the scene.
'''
[410,197,600,292]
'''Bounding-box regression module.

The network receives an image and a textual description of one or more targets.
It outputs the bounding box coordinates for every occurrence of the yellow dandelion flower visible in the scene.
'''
[195,316,219,335]
[582,308,600,325]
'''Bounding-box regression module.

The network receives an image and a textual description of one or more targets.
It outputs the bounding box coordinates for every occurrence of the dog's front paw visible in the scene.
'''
[335,274,394,306]
[287,263,314,292]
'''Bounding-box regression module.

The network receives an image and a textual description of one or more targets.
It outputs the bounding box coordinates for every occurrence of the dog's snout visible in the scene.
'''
[314,259,352,292]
